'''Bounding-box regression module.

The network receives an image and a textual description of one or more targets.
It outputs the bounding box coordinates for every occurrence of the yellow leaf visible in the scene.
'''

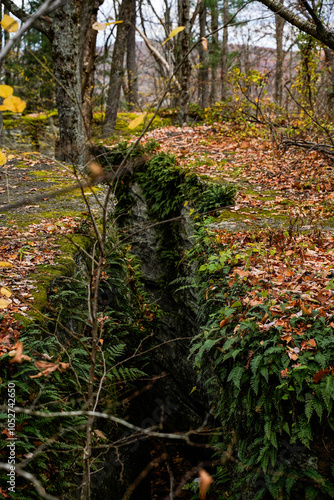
[128,113,146,130]
[0,85,13,98]
[0,287,11,298]
[0,152,6,165]
[1,14,19,33]
[201,37,208,51]
[162,26,185,45]
[0,261,13,268]
[2,95,26,113]
[92,20,123,30]
[0,298,10,309]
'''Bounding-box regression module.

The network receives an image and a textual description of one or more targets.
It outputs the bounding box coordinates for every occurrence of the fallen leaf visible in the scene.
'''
[313,368,332,383]
[0,298,10,309]
[0,261,13,268]
[30,360,70,378]
[0,287,11,298]
[94,429,107,440]
[220,317,229,328]
[300,302,313,316]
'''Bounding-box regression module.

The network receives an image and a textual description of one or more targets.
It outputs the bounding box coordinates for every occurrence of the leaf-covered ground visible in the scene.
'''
[0,153,100,356]
[145,123,334,368]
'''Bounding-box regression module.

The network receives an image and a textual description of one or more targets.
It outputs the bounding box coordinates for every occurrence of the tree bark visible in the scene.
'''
[103,0,132,135]
[275,8,285,106]
[257,0,334,50]
[198,0,209,108]
[209,0,219,105]
[3,0,102,165]
[51,0,85,165]
[221,0,229,100]
[82,0,101,144]
[126,0,138,110]
[324,47,334,117]
[177,0,191,125]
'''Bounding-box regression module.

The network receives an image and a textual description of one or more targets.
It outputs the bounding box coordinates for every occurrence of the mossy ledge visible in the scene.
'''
[15,234,91,328]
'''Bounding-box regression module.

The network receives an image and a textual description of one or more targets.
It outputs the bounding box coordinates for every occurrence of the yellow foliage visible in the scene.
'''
[128,113,146,130]
[0,95,26,113]
[1,14,19,33]
[92,20,123,30]
[162,26,185,45]
[0,85,13,98]
[0,152,6,165]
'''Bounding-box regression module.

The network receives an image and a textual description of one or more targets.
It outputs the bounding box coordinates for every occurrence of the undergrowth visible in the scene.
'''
[0,238,159,498]
[188,219,334,499]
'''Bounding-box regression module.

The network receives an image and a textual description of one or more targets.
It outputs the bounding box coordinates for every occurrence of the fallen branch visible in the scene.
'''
[280,138,334,158]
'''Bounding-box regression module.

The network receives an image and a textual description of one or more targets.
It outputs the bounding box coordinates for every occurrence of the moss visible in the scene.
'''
[15,233,91,328]
[13,161,30,169]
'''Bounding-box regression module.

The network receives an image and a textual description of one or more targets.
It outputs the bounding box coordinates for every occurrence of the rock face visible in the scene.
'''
[123,181,211,425]
[94,176,213,499]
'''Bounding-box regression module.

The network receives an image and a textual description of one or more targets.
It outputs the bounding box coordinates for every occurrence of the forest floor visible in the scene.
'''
[145,122,334,363]
[2,121,334,359]
[0,152,104,356]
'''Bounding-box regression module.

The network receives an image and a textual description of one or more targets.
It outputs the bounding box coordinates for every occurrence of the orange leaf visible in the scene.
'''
[201,37,208,51]
[300,302,312,316]
[220,318,229,328]
[199,469,214,499]
[9,341,23,364]
[313,368,331,383]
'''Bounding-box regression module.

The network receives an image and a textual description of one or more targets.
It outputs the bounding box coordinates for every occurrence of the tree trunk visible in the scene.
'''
[177,0,191,125]
[324,47,334,117]
[198,0,209,108]
[126,0,138,110]
[275,8,285,106]
[51,0,85,165]
[209,0,219,105]
[82,0,101,144]
[221,0,229,100]
[103,0,132,135]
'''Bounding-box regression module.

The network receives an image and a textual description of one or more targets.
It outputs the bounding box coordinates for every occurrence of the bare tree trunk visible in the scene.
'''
[324,47,334,117]
[82,0,102,144]
[275,6,285,106]
[221,0,229,100]
[4,6,10,85]
[209,0,219,105]
[103,0,132,135]
[52,0,85,165]
[198,0,209,108]
[177,0,191,125]
[126,0,138,110]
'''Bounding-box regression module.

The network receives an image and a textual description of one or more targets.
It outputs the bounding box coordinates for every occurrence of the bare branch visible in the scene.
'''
[0,0,64,57]
[257,0,334,49]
